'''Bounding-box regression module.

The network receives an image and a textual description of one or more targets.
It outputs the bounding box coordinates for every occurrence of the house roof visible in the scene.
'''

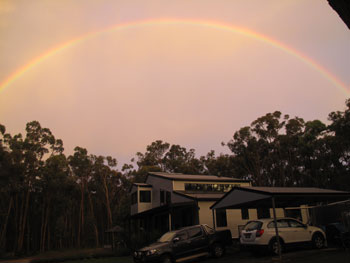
[211,186,350,210]
[173,191,225,201]
[148,172,249,182]
[132,183,152,187]
[237,186,350,195]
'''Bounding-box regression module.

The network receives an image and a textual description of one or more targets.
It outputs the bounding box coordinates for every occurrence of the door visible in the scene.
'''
[268,219,293,243]
[287,219,311,243]
[187,226,208,254]
[172,231,191,260]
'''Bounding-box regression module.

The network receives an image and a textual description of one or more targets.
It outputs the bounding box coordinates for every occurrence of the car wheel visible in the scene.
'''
[160,254,172,263]
[312,233,325,249]
[269,238,284,255]
[212,243,224,258]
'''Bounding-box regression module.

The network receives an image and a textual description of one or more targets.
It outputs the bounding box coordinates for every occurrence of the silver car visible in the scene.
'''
[240,218,326,254]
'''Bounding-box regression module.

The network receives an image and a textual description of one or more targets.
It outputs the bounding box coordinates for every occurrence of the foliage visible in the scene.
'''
[0,99,349,255]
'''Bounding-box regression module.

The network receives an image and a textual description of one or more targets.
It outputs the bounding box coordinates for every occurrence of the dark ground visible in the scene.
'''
[1,247,349,263]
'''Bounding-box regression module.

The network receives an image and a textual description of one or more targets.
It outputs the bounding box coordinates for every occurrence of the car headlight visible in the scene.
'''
[146,249,158,256]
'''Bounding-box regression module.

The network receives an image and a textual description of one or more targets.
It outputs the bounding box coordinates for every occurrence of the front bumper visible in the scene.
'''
[133,251,161,263]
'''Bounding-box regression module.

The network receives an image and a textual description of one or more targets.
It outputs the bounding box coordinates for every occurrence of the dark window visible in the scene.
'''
[257,207,270,219]
[166,191,171,204]
[175,231,188,241]
[203,225,215,234]
[241,208,249,220]
[188,227,203,238]
[288,219,304,228]
[216,209,227,227]
[140,190,151,203]
[268,219,289,228]
[285,209,301,221]
[243,221,263,231]
[160,190,165,203]
[131,192,137,205]
[184,183,237,192]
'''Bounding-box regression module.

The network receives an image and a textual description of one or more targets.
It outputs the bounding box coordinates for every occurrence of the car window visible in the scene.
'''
[203,224,215,234]
[174,231,188,241]
[288,219,304,228]
[243,221,263,231]
[268,219,289,228]
[158,232,176,242]
[188,227,203,238]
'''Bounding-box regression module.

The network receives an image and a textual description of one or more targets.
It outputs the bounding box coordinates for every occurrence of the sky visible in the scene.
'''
[0,0,349,166]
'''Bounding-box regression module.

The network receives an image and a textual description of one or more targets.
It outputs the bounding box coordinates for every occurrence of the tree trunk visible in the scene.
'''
[87,191,99,247]
[0,196,13,249]
[17,190,30,252]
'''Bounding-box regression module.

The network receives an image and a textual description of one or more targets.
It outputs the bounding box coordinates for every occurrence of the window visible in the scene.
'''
[288,219,304,228]
[131,192,137,205]
[166,191,171,204]
[185,183,236,192]
[241,208,249,220]
[160,190,165,203]
[243,221,263,231]
[188,227,203,238]
[285,209,302,221]
[203,224,215,234]
[268,219,289,228]
[216,209,227,227]
[140,190,151,203]
[257,207,270,219]
[175,231,188,241]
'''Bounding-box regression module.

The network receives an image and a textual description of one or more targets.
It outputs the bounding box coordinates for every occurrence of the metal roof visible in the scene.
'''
[211,186,350,210]
[237,186,350,194]
[132,183,152,187]
[173,191,225,201]
[148,172,248,182]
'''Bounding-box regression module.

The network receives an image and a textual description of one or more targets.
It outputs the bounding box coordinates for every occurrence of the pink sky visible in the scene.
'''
[0,0,349,166]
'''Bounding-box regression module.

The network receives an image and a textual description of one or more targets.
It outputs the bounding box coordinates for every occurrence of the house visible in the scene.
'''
[130,172,251,237]
[130,172,350,238]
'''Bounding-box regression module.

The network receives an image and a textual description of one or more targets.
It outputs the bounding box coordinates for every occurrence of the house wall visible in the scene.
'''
[146,175,192,208]
[214,207,285,238]
[137,186,153,213]
[146,175,173,208]
[130,185,138,215]
[198,201,215,228]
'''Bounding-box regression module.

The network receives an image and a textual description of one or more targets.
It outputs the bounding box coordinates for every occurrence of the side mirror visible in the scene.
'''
[173,237,180,243]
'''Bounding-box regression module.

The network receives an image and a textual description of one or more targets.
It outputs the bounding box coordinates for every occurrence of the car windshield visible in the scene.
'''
[158,231,176,242]
[243,221,263,231]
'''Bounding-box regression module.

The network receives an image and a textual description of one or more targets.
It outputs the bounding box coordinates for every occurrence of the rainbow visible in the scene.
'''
[0,18,349,95]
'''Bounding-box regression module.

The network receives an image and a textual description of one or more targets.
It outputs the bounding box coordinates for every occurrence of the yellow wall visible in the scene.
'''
[198,201,215,228]
[215,208,285,238]
[136,186,153,214]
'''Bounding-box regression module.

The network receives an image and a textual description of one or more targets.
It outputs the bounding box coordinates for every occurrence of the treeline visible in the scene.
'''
[0,99,349,255]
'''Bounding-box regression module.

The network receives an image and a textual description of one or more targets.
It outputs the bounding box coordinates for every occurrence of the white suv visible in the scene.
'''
[240,218,326,254]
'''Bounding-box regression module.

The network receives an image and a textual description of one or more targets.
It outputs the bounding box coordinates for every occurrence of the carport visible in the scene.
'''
[211,186,350,260]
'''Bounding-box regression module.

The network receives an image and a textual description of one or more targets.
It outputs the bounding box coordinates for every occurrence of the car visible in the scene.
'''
[240,217,326,255]
[133,224,232,263]
[325,222,350,248]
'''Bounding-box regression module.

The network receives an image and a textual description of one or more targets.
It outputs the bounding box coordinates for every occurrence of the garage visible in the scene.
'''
[211,186,350,259]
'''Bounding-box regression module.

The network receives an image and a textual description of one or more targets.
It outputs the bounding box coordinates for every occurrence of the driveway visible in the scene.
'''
[203,247,350,263]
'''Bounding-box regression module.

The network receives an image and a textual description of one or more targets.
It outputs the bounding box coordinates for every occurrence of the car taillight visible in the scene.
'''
[256,229,264,237]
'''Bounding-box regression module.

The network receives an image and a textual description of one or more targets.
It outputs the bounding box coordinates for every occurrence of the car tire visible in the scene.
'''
[269,238,284,255]
[160,254,172,263]
[312,233,325,249]
[211,243,224,258]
